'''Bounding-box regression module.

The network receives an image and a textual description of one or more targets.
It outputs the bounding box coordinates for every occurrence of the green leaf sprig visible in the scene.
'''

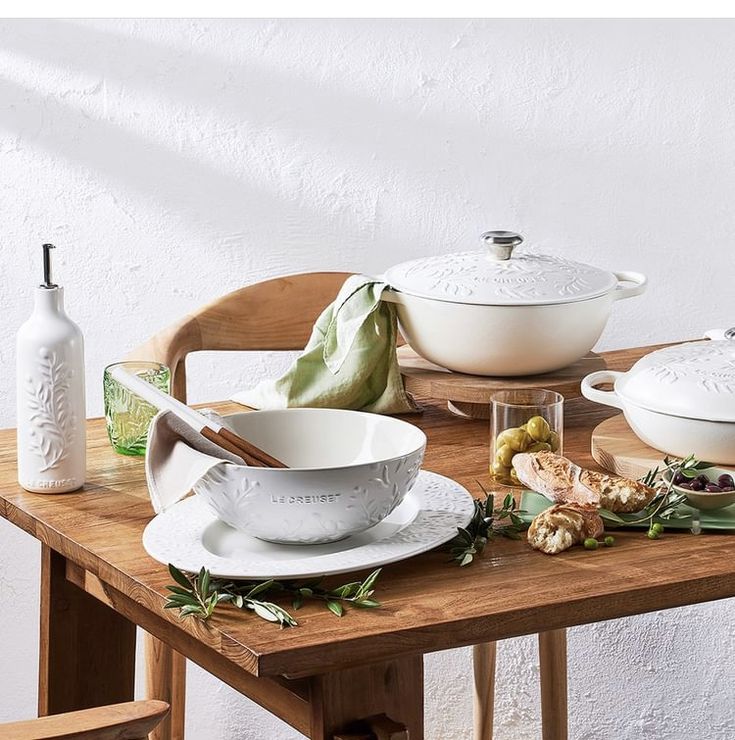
[165,564,381,627]
[446,486,528,566]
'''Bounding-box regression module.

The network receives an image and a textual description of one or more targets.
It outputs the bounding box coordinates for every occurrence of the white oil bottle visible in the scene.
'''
[16,244,86,492]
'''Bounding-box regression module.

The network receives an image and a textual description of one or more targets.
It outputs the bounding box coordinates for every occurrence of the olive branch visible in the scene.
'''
[165,564,381,627]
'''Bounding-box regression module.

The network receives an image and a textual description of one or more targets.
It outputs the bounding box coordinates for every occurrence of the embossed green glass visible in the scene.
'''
[103,361,170,456]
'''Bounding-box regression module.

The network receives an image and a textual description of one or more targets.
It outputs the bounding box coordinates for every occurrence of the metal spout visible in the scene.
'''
[41,243,57,289]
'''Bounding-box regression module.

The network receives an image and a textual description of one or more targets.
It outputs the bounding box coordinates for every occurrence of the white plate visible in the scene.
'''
[142,470,475,579]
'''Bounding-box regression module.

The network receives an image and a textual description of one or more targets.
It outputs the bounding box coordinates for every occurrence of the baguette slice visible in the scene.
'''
[527,503,604,555]
[578,469,656,513]
[512,451,599,506]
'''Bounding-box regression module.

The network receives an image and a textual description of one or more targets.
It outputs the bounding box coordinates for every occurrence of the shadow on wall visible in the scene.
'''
[0,19,502,263]
[0,19,729,267]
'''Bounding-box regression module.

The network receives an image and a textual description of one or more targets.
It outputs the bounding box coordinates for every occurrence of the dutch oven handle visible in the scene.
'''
[580,370,626,410]
[613,271,648,301]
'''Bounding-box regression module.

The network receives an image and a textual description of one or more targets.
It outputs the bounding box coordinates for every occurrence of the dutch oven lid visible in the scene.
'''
[383,231,619,306]
[616,339,735,422]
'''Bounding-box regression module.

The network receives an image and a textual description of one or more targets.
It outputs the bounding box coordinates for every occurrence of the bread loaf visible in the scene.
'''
[527,503,604,555]
[578,469,656,513]
[514,451,655,513]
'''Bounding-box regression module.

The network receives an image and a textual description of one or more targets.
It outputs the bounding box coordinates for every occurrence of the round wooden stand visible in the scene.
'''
[591,414,667,478]
[397,346,607,419]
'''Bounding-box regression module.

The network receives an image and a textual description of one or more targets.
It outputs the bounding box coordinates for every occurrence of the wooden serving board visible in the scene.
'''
[591,414,668,478]
[397,345,607,419]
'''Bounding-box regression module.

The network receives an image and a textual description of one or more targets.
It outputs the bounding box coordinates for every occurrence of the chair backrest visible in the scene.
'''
[129,272,352,401]
[0,699,169,740]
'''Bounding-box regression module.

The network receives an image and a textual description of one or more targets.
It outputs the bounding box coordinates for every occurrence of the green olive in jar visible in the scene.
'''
[503,427,532,452]
[526,415,551,443]
[491,460,511,479]
[495,444,516,467]
[509,468,521,485]
[548,430,561,452]
[527,441,552,453]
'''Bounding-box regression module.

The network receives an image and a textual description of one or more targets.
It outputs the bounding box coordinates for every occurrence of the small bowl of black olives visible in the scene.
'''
[664,466,735,510]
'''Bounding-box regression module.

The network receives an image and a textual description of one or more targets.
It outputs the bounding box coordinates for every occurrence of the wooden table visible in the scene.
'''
[2,344,735,739]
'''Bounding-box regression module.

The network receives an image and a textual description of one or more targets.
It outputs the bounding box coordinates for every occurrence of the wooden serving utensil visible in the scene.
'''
[109,366,287,469]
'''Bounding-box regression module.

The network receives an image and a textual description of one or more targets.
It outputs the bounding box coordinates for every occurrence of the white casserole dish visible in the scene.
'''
[382,231,647,376]
[581,336,735,464]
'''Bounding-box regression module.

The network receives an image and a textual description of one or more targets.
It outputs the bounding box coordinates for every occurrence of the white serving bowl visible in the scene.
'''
[192,409,426,544]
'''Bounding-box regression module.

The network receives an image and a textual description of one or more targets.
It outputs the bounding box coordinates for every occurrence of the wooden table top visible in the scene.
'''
[2,343,733,681]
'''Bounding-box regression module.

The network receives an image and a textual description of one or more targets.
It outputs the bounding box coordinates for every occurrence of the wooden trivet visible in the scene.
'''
[591,414,667,478]
[397,345,607,419]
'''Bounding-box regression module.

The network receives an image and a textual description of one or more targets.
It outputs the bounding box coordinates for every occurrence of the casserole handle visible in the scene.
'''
[612,271,647,300]
[580,370,625,410]
[380,288,403,305]
[703,328,733,341]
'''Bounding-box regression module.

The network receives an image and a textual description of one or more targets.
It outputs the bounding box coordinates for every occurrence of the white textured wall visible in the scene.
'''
[1,18,735,739]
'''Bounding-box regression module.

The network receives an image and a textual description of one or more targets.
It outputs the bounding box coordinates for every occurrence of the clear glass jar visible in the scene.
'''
[490,389,564,487]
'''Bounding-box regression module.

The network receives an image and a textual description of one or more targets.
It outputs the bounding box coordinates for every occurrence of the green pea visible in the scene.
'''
[651,522,664,534]
[604,536,615,547]
[527,416,551,443]
[647,528,660,540]
[583,538,599,550]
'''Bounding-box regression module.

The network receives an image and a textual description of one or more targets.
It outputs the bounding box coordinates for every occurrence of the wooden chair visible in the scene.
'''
[0,700,169,739]
[128,272,569,740]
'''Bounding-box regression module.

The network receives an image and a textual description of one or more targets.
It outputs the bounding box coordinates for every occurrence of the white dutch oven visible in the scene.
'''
[382,231,647,376]
[581,334,735,464]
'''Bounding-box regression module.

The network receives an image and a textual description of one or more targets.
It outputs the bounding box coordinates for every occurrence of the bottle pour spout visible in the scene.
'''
[41,243,58,289]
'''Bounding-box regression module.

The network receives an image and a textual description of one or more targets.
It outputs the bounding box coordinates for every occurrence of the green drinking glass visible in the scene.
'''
[103,361,170,456]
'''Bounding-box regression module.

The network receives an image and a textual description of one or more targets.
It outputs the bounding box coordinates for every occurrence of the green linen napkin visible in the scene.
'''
[232,275,418,414]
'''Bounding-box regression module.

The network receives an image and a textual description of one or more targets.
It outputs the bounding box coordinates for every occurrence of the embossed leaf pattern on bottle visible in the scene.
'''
[24,348,76,472]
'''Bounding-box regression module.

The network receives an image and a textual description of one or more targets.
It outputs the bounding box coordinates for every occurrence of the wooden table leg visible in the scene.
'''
[472,642,497,740]
[309,655,423,740]
[145,633,186,740]
[538,629,568,740]
[38,546,136,715]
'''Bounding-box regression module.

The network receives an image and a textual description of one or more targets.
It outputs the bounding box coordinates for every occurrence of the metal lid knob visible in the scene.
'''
[481,230,523,261]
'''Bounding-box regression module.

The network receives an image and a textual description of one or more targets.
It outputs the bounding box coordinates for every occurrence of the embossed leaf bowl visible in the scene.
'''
[192,409,426,544]
[581,337,735,464]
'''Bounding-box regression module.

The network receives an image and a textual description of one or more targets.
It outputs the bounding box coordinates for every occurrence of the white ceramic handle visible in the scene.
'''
[580,370,625,409]
[704,328,728,341]
[380,288,403,305]
[612,271,647,301]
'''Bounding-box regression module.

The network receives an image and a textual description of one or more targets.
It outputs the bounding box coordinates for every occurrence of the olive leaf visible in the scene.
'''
[164,564,381,627]
[445,485,528,566]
